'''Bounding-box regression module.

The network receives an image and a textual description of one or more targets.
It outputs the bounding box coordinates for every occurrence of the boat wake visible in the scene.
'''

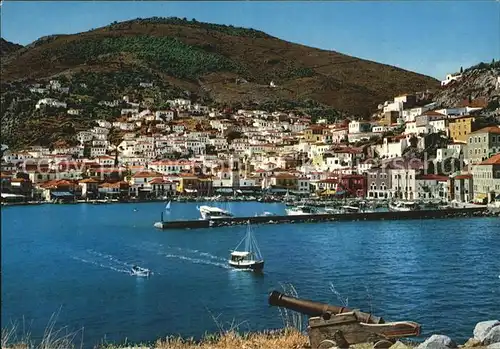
[176,248,227,263]
[71,249,155,275]
[160,252,231,269]
[71,256,131,274]
[135,241,228,268]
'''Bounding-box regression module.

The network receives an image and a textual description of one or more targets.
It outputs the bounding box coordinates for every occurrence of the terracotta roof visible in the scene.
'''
[39,179,76,189]
[478,153,500,165]
[178,173,198,178]
[454,174,472,180]
[416,174,449,181]
[100,181,128,188]
[79,178,99,184]
[132,171,163,178]
[470,126,500,135]
[149,178,173,184]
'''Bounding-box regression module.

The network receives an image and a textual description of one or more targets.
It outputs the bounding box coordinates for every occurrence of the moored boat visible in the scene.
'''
[197,205,233,220]
[388,201,419,212]
[285,205,316,216]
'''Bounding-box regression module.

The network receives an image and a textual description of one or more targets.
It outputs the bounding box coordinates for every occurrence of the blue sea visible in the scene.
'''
[1,202,499,348]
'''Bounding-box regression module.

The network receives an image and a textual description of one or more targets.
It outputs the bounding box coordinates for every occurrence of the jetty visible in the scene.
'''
[154,207,492,230]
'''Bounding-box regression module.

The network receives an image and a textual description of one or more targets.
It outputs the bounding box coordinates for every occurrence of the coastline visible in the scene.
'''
[2,326,498,349]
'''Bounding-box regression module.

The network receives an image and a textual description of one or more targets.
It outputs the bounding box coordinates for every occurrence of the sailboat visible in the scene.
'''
[165,200,171,212]
[228,222,264,271]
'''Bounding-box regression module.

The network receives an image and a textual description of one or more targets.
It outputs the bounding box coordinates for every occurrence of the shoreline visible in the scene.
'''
[2,326,498,349]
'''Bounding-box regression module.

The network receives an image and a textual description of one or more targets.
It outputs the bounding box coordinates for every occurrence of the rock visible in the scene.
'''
[487,343,500,349]
[484,326,500,345]
[474,320,500,342]
[463,338,481,347]
[389,341,411,349]
[416,335,457,349]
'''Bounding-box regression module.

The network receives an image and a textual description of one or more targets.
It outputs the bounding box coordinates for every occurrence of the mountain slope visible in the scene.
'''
[1,17,439,116]
[0,38,23,56]
[433,62,500,114]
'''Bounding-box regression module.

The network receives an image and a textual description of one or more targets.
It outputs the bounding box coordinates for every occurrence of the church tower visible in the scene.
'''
[230,155,240,189]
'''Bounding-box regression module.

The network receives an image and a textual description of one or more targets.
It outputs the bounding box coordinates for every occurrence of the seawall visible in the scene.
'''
[154,207,492,230]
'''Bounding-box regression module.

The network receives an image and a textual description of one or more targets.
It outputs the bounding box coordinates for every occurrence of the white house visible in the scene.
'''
[172,125,185,133]
[441,73,463,87]
[348,121,372,134]
[429,118,449,134]
[402,106,432,123]
[121,108,139,116]
[67,109,81,116]
[77,131,94,143]
[173,98,191,107]
[95,156,115,167]
[35,98,67,110]
[92,140,109,148]
[149,161,185,175]
[96,120,112,129]
[155,110,175,121]
[99,100,121,107]
[90,147,107,158]
[405,121,418,135]
[92,126,110,135]
[30,87,48,94]
[374,137,409,159]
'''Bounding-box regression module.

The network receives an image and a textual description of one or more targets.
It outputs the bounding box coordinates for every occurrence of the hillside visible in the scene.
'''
[0,38,23,56]
[433,61,500,114]
[1,17,439,117]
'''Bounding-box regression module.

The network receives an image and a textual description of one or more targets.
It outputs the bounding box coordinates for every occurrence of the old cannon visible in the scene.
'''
[268,290,420,349]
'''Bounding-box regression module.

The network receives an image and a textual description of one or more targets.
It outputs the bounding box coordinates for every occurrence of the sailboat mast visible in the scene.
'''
[245,223,251,253]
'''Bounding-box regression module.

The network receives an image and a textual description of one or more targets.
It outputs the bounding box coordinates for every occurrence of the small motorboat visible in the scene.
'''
[130,265,152,277]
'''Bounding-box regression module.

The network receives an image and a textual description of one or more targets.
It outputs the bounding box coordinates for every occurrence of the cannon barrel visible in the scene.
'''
[268,290,384,324]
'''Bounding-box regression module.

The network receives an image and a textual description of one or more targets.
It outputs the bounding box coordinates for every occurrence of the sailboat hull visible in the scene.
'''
[228,260,264,271]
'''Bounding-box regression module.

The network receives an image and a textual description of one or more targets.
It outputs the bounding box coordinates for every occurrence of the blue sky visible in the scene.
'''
[1,1,499,79]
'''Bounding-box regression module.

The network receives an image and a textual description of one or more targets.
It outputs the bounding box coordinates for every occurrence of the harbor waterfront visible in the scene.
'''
[1,202,499,348]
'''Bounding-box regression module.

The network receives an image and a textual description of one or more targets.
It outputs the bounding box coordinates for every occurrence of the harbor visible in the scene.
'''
[154,206,492,229]
[2,200,500,347]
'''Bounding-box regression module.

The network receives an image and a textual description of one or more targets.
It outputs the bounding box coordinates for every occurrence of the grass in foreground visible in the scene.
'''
[2,326,308,349]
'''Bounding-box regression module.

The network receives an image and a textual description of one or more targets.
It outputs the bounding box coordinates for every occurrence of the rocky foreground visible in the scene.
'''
[2,320,500,349]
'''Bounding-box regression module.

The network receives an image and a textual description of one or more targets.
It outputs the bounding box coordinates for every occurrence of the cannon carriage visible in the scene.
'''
[268,290,421,349]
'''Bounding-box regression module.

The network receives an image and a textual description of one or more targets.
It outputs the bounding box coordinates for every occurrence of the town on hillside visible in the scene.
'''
[1,73,500,207]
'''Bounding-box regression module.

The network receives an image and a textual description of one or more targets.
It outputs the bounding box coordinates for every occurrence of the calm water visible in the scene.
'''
[1,202,499,348]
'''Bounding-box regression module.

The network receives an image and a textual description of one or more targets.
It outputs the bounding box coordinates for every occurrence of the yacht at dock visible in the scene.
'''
[197,205,233,220]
